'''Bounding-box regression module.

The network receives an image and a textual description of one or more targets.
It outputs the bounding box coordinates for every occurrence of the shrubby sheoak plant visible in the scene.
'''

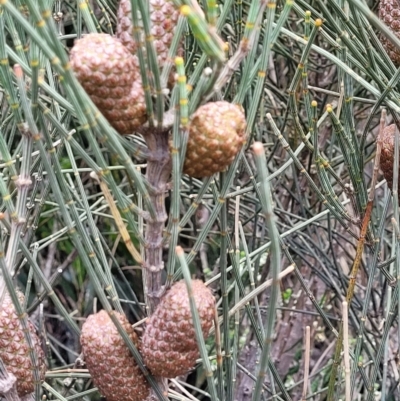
[0,0,400,400]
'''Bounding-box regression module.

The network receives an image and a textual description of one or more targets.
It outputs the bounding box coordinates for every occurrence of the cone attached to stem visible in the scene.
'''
[80,310,150,401]
[70,33,146,135]
[141,280,215,377]
[183,101,247,178]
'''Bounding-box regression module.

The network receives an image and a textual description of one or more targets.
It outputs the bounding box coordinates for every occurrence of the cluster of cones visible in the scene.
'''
[0,280,215,401]
[80,280,215,401]
[69,0,247,179]
[4,1,400,400]
[72,1,235,399]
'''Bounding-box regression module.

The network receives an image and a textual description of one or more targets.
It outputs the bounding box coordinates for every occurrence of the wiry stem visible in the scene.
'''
[143,129,172,315]
[0,66,33,302]
[141,128,172,400]
[301,326,311,401]
[327,122,381,399]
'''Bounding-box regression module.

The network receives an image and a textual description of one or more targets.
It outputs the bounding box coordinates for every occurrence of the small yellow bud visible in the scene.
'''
[315,18,323,27]
[180,5,191,16]
[175,57,184,66]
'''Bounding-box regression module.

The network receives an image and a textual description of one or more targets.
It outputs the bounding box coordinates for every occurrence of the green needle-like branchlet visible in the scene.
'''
[252,141,281,401]
[0,0,400,399]
[177,246,219,401]
[180,4,226,63]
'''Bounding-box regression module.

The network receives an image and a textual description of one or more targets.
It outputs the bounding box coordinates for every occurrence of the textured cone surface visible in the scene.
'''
[183,101,246,178]
[379,0,400,66]
[116,0,139,56]
[91,80,147,135]
[70,33,146,134]
[379,124,400,201]
[142,280,215,377]
[0,292,46,396]
[116,0,180,66]
[80,310,150,401]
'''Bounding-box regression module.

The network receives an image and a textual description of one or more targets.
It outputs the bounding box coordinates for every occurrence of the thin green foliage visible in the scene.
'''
[0,0,399,400]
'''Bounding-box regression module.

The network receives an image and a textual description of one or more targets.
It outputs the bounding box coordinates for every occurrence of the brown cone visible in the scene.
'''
[80,310,150,401]
[0,291,46,396]
[183,101,247,178]
[379,0,400,66]
[379,124,400,200]
[116,0,180,82]
[116,0,140,56]
[70,33,146,134]
[141,280,215,378]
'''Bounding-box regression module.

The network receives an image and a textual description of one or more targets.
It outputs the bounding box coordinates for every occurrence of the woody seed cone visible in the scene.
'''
[379,124,400,201]
[0,291,46,396]
[379,0,400,66]
[116,0,180,69]
[80,310,150,401]
[116,0,141,56]
[183,101,246,178]
[142,280,215,377]
[70,33,146,134]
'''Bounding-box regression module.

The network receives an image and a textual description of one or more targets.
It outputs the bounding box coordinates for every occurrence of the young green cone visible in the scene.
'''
[379,124,400,201]
[183,101,247,178]
[0,291,46,396]
[70,33,146,135]
[80,310,150,401]
[379,0,400,66]
[141,280,215,377]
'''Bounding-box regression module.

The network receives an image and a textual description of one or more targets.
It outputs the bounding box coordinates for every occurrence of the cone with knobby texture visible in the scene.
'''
[80,310,150,401]
[379,124,400,201]
[0,291,46,397]
[141,280,215,377]
[183,101,247,178]
[116,0,180,67]
[70,33,146,135]
[379,0,400,66]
